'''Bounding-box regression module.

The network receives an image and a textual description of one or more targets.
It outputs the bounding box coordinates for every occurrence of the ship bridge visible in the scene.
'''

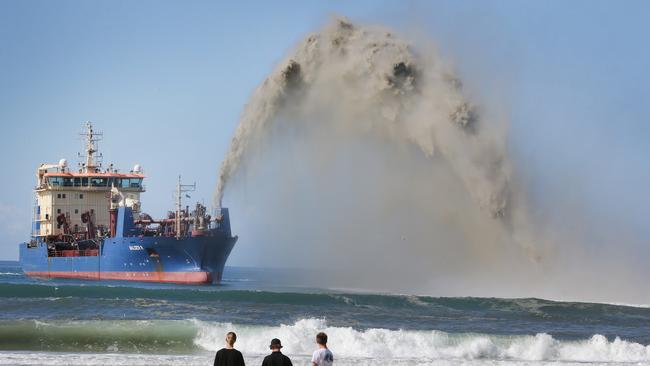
[33,122,145,239]
[41,172,144,191]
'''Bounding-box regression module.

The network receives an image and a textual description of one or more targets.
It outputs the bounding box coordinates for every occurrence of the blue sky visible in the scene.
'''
[0,0,648,262]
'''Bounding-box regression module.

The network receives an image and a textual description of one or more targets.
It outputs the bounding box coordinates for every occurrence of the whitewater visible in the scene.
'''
[1,263,650,366]
[3,319,650,365]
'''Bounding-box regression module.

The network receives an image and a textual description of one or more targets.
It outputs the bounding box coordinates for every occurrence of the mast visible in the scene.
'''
[175,175,196,239]
[79,121,103,173]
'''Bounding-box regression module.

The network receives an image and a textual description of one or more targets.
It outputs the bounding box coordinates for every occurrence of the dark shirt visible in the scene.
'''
[261,351,293,366]
[214,348,245,366]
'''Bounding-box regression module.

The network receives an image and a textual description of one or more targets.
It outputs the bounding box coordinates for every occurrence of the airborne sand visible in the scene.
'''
[213,17,646,303]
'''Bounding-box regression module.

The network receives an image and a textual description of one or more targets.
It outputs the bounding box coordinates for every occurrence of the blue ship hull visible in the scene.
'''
[19,207,237,284]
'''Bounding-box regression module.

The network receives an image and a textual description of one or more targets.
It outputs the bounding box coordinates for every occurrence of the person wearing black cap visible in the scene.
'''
[261,338,293,366]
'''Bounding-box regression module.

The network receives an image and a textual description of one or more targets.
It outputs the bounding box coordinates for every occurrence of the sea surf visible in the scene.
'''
[1,261,650,365]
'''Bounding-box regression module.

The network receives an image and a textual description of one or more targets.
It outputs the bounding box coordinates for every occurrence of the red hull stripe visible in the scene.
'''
[25,271,212,284]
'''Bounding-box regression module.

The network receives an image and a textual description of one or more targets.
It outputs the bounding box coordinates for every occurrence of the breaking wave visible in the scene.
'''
[1,318,649,363]
[195,318,650,362]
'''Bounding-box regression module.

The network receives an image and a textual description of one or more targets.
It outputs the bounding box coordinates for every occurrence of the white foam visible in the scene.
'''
[192,318,650,363]
[0,272,21,276]
[605,302,650,309]
[1,350,647,366]
[1,318,647,365]
[0,352,210,366]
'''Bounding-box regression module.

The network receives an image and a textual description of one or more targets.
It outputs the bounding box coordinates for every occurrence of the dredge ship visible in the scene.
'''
[19,122,237,284]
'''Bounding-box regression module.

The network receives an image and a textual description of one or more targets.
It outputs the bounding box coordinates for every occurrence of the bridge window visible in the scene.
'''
[81,178,88,186]
[91,177,108,187]
[74,177,81,187]
[48,177,63,186]
[119,178,142,189]
[63,177,73,186]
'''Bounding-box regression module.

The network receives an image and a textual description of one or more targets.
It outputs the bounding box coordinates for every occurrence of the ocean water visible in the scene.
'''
[1,261,650,365]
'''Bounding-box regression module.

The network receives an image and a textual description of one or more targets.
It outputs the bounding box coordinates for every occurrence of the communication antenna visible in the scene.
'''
[78,121,103,173]
[175,175,196,239]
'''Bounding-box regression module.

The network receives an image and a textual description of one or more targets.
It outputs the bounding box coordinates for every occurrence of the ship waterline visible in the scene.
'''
[23,272,212,283]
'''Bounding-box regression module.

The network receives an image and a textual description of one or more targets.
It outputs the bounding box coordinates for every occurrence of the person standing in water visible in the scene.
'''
[261,338,293,366]
[311,332,333,366]
[214,332,246,366]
